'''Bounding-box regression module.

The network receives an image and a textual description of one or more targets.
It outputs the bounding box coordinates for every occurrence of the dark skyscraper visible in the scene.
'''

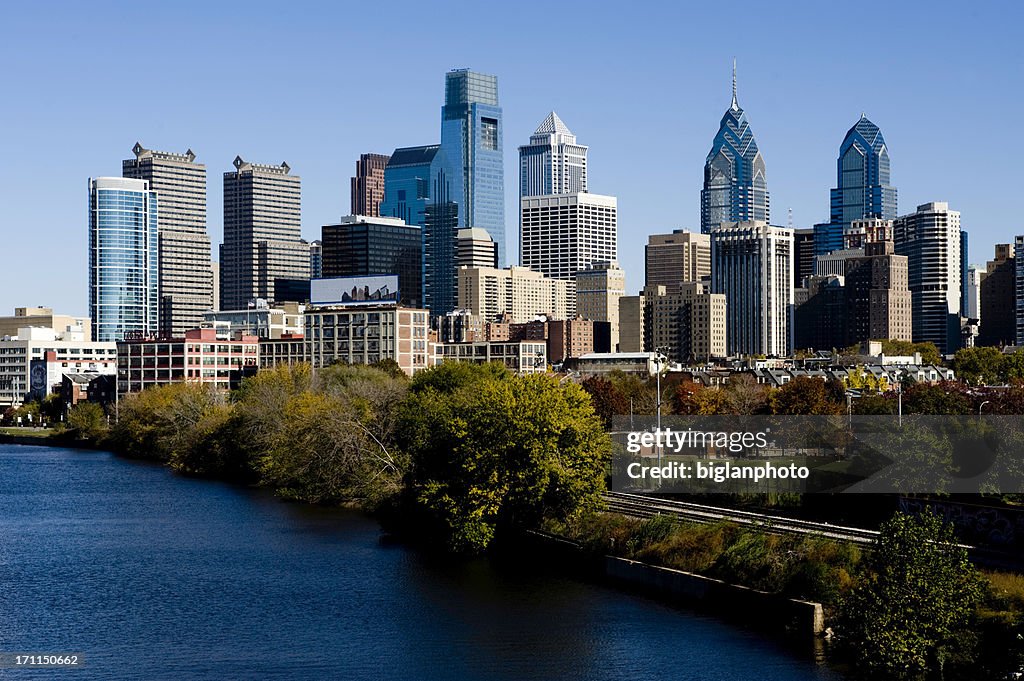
[814,115,897,256]
[701,62,769,233]
[350,153,389,217]
[321,215,423,308]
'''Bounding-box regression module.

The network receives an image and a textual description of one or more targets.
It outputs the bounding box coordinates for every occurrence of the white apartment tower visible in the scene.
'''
[123,144,214,338]
[519,112,588,197]
[711,221,794,357]
[894,202,963,354]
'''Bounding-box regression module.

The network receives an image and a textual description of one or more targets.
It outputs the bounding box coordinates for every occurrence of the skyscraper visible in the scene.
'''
[351,153,389,217]
[894,202,962,354]
[122,143,213,337]
[219,157,308,311]
[379,144,460,316]
[439,69,506,264]
[711,221,793,357]
[814,115,897,256]
[520,192,618,313]
[979,244,1015,347]
[519,112,588,197]
[88,177,158,342]
[575,261,626,350]
[701,62,769,233]
[309,240,323,279]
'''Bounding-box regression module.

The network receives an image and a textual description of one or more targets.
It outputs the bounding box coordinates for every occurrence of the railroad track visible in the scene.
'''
[602,491,880,545]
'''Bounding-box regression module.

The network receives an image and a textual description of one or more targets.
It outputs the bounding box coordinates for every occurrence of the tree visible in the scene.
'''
[674,383,732,415]
[837,510,984,674]
[770,376,843,415]
[952,346,1004,385]
[402,368,609,552]
[65,402,107,441]
[725,373,769,415]
[1001,349,1024,383]
[606,370,657,415]
[877,339,942,366]
[903,381,971,415]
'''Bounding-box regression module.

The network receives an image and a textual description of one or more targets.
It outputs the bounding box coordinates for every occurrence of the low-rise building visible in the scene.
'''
[305,304,430,376]
[573,352,661,377]
[258,334,310,369]
[0,326,116,407]
[202,302,305,339]
[116,328,259,395]
[435,340,547,374]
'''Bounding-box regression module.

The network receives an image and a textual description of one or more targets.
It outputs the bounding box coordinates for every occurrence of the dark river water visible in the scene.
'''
[0,445,845,680]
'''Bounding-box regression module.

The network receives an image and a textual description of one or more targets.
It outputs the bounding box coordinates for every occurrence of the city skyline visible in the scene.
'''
[1,2,1021,316]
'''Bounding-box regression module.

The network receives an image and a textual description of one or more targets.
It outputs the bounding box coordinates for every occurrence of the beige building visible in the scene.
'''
[645,230,710,288]
[644,282,727,362]
[575,260,625,350]
[844,227,912,344]
[457,265,570,323]
[0,308,91,341]
[202,302,305,339]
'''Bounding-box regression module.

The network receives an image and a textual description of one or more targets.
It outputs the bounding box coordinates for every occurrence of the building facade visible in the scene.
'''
[643,282,727,363]
[456,228,498,270]
[89,177,159,342]
[701,64,769,233]
[440,69,505,264]
[321,215,423,308]
[350,153,389,217]
[309,240,322,279]
[116,328,258,395]
[123,143,214,337]
[894,202,962,354]
[456,265,570,323]
[843,236,912,345]
[0,326,116,407]
[220,157,308,311]
[575,261,625,351]
[979,244,1015,347]
[711,221,793,357]
[435,340,547,374]
[793,228,815,287]
[520,192,617,291]
[644,230,710,288]
[202,302,305,339]
[518,111,587,197]
[0,308,91,341]
[305,304,430,376]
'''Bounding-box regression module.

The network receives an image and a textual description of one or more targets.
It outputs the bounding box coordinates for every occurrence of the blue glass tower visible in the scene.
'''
[701,62,769,233]
[88,177,159,341]
[814,115,897,256]
[380,145,459,316]
[439,69,505,264]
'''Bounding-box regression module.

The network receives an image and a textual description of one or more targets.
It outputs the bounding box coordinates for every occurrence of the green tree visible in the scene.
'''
[903,381,971,415]
[1001,349,1024,383]
[877,339,943,365]
[65,402,108,441]
[403,367,609,552]
[952,346,1004,385]
[581,376,628,428]
[837,510,984,674]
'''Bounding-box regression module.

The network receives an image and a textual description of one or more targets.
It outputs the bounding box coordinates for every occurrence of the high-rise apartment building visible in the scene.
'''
[814,116,897,257]
[894,202,962,354]
[350,153,389,217]
[88,177,159,342]
[440,69,505,264]
[618,295,645,353]
[1015,237,1024,347]
[519,111,587,197]
[965,265,982,322]
[575,261,626,351]
[456,228,498,270]
[701,63,769,233]
[843,224,912,345]
[219,157,308,311]
[520,192,617,304]
[711,221,793,357]
[644,230,710,288]
[979,244,1015,347]
[123,143,213,337]
[309,240,322,279]
[456,265,570,323]
[321,215,423,308]
[793,228,815,287]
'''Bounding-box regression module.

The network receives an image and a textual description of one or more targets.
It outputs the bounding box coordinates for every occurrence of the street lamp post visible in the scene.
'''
[979,400,990,416]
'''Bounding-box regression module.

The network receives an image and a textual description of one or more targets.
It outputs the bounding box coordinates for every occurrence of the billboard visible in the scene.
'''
[311,275,400,306]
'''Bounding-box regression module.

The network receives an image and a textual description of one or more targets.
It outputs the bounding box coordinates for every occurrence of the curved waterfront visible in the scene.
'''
[0,445,844,680]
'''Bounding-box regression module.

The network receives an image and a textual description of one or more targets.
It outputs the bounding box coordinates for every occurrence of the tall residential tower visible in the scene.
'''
[518,112,587,197]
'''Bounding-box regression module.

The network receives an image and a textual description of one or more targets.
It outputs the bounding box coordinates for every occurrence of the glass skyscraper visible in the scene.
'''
[814,115,897,256]
[88,177,159,342]
[380,144,460,316]
[701,64,769,234]
[439,69,505,265]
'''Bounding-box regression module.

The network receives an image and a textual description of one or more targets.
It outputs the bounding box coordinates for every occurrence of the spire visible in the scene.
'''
[731,58,738,110]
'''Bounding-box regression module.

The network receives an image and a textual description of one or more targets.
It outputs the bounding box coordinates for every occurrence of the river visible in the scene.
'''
[0,445,844,680]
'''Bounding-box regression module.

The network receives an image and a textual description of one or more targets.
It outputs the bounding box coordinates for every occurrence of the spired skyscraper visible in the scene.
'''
[814,115,897,256]
[439,69,505,265]
[518,112,588,197]
[701,62,769,234]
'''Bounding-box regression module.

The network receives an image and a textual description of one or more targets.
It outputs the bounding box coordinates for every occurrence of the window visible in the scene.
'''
[481,118,498,151]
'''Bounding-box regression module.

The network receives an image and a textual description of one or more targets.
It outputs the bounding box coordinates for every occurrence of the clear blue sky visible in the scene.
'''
[1,0,1021,317]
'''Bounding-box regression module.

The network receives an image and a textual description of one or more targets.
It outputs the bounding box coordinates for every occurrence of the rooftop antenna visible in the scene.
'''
[731,58,738,109]
[788,207,793,229]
